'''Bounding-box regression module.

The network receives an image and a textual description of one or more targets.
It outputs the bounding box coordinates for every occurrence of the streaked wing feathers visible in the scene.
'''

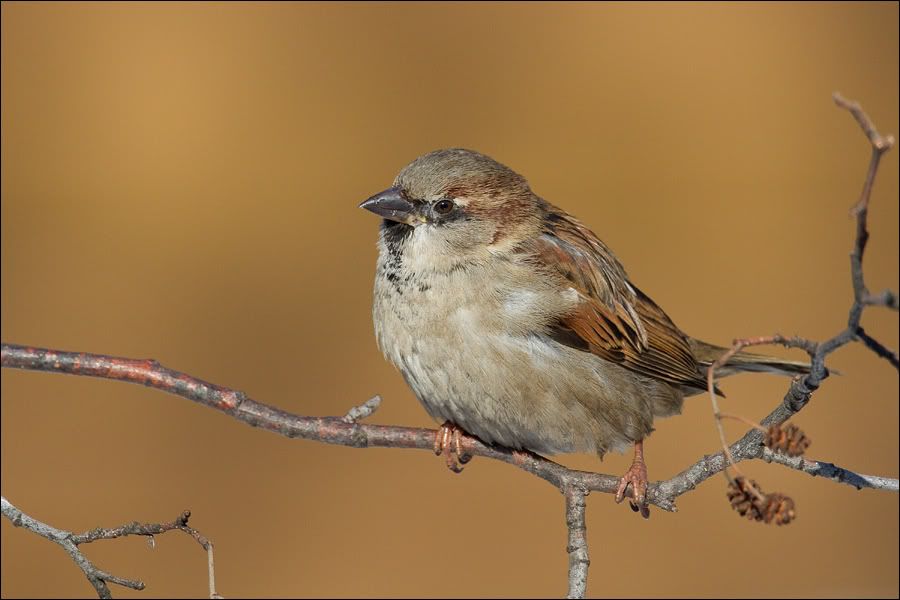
[535,207,707,391]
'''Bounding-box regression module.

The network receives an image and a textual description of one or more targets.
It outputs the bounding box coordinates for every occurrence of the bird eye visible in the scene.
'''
[434,199,455,215]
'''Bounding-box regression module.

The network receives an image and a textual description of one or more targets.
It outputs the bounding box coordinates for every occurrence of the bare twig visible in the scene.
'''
[717,412,767,433]
[706,335,818,481]
[856,327,900,370]
[708,336,769,474]
[699,94,897,522]
[1,497,218,599]
[342,395,382,423]
[650,403,897,501]
[832,92,895,153]
[831,93,898,362]
[208,542,223,599]
[864,288,898,310]
[564,487,590,599]
[759,448,900,492]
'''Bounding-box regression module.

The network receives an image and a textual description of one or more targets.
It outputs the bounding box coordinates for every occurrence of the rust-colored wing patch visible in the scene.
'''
[534,206,707,391]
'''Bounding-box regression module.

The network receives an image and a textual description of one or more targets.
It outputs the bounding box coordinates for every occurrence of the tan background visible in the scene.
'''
[2,2,898,598]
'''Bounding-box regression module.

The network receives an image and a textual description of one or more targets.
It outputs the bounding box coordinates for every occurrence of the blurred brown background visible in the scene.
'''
[2,2,897,598]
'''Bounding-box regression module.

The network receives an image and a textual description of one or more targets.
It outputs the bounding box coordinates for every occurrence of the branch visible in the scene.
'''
[832,92,898,325]
[564,487,590,600]
[342,395,383,423]
[8,342,889,514]
[758,449,900,492]
[1,497,220,599]
[687,93,898,524]
[856,327,900,370]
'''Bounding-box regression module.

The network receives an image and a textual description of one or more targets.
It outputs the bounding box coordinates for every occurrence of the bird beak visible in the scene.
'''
[359,187,423,226]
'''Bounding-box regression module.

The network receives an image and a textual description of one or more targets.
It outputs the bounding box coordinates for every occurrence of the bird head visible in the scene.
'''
[360,149,543,264]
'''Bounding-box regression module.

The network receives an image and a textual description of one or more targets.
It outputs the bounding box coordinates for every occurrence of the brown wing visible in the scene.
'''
[533,207,708,391]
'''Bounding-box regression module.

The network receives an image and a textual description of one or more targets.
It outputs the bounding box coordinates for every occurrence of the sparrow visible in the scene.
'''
[360,148,810,516]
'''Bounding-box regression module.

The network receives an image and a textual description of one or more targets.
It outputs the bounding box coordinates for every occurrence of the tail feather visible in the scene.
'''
[688,338,816,379]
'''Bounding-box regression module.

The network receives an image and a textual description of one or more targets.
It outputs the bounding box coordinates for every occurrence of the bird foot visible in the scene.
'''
[433,421,472,473]
[616,459,650,518]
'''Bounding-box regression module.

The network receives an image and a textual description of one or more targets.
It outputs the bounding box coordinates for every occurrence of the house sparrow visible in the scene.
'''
[361,148,810,516]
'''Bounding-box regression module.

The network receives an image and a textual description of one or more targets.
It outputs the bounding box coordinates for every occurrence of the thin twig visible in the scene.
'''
[855,327,900,370]
[706,335,799,480]
[758,449,900,492]
[717,412,767,433]
[865,289,898,311]
[208,542,222,599]
[342,395,382,423]
[699,93,897,512]
[2,497,217,599]
[832,92,895,153]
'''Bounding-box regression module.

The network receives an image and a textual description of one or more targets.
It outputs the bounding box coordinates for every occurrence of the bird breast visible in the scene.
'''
[371,233,656,456]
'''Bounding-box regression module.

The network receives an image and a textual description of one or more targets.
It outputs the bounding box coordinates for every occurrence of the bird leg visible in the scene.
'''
[433,421,472,473]
[615,440,650,518]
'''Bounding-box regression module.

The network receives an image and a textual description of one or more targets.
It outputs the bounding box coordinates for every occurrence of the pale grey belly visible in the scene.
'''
[395,332,580,451]
[375,301,673,456]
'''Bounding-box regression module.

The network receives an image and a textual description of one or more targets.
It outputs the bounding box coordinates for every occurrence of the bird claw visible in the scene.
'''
[616,459,650,518]
[433,421,472,473]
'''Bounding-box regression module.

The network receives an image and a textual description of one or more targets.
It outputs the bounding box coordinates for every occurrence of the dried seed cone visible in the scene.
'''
[765,423,811,457]
[726,476,796,525]
[763,493,796,526]
[727,476,764,520]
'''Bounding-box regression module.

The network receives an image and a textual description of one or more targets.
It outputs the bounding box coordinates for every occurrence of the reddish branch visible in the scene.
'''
[2,340,896,506]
